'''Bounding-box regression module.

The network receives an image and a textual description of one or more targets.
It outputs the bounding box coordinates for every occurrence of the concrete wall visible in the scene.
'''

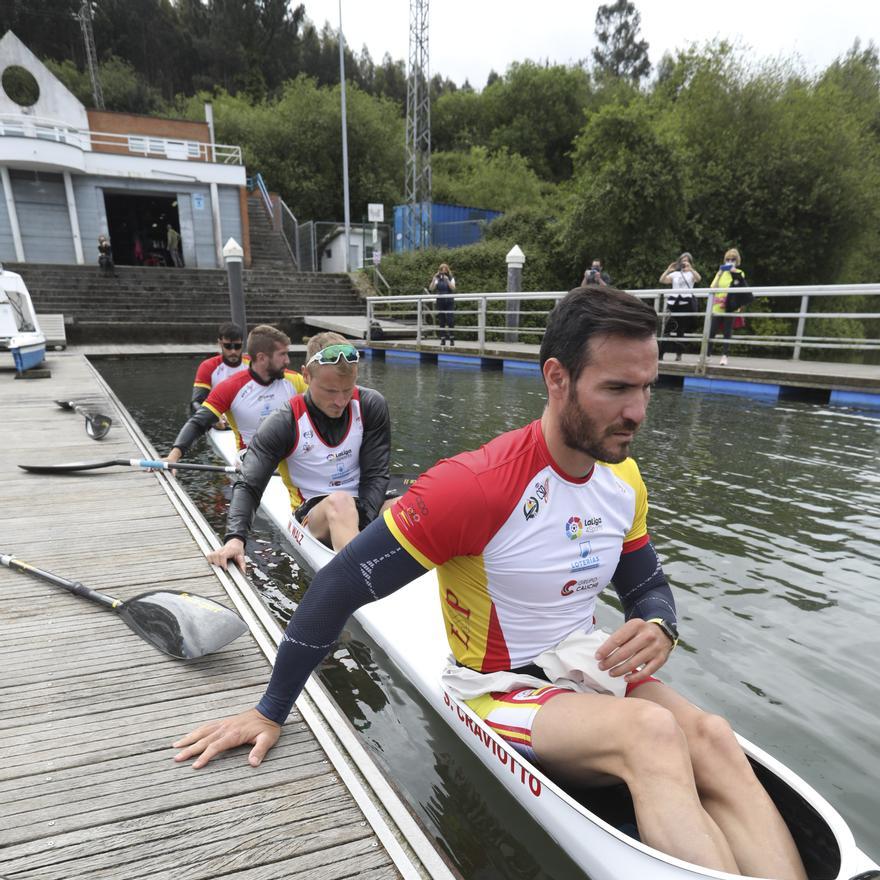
[0,31,89,129]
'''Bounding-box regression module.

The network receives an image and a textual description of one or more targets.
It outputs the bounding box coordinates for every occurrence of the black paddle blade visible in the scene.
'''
[18,460,123,474]
[84,413,112,440]
[118,590,249,659]
[54,400,76,410]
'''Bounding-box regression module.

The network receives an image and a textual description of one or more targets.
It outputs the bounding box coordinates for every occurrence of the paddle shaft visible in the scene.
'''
[0,553,118,609]
[18,459,241,474]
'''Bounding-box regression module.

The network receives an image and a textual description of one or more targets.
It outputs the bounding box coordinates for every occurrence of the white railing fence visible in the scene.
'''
[0,114,242,164]
[366,285,880,372]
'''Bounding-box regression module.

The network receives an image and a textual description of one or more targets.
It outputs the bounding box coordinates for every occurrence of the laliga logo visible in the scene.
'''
[565,516,583,540]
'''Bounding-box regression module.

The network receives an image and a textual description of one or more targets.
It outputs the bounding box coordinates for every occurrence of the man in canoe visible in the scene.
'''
[189,322,249,414]
[205,331,391,556]
[167,324,306,461]
[175,289,806,880]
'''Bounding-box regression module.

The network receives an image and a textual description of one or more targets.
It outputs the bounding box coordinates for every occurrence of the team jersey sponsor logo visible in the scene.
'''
[326,448,353,461]
[534,477,549,501]
[523,497,539,520]
[565,516,583,540]
[583,515,602,533]
[561,576,600,596]
[571,555,601,571]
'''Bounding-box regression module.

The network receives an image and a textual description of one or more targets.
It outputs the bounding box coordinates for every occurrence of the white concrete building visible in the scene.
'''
[0,31,249,268]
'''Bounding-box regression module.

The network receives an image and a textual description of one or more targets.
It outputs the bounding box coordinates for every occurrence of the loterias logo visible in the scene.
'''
[523,497,539,520]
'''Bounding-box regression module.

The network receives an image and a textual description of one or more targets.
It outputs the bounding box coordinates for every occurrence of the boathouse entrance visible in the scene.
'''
[104,192,182,267]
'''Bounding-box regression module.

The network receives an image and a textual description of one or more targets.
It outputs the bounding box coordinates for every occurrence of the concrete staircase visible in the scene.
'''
[247,195,297,267]
[7,228,365,344]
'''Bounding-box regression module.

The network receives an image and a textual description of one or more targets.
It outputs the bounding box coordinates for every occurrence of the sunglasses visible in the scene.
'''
[306,343,360,367]
[221,341,243,351]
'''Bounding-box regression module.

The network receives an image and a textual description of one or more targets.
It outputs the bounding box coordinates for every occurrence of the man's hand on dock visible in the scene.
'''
[207,538,247,573]
[172,708,281,768]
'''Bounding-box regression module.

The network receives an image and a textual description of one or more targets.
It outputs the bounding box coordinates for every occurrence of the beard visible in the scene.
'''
[266,362,287,381]
[222,353,242,367]
[559,389,640,464]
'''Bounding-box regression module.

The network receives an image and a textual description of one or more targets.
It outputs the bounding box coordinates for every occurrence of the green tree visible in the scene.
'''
[559,99,684,287]
[179,77,404,221]
[592,0,651,84]
[432,146,547,212]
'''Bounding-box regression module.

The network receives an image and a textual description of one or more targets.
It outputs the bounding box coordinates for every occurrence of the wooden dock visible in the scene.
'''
[0,354,455,880]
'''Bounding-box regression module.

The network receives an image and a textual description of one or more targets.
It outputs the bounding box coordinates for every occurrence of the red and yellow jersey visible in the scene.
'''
[386,420,649,671]
[203,368,307,450]
[192,354,249,391]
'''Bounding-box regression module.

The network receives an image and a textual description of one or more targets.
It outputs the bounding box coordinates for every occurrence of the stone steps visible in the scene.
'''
[6,258,366,344]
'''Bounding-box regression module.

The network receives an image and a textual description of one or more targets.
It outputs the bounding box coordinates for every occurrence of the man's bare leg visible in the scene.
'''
[632,683,807,880]
[304,493,360,550]
[531,691,739,873]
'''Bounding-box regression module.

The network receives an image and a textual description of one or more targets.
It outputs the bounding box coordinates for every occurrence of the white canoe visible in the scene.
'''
[208,428,879,880]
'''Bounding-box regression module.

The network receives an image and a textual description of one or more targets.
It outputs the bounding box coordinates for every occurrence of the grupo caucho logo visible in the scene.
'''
[564,516,583,540]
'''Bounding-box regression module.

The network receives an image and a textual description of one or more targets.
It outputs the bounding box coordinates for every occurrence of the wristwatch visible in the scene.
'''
[647,617,679,649]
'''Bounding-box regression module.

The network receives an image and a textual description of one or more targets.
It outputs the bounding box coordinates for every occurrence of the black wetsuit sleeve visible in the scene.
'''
[190,385,210,413]
[611,541,677,625]
[171,406,219,456]
[255,516,427,723]
[356,387,391,522]
[225,404,297,543]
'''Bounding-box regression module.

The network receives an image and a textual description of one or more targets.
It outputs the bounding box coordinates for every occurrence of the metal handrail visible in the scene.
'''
[278,198,300,269]
[366,285,880,367]
[0,113,242,164]
[253,172,274,218]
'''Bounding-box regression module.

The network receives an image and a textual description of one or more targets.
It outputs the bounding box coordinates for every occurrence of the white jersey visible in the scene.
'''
[281,390,364,508]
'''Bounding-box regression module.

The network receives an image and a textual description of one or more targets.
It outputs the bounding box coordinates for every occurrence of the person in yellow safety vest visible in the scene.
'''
[708,248,746,366]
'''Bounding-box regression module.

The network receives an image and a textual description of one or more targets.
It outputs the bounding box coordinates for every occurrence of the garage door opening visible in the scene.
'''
[103,193,183,267]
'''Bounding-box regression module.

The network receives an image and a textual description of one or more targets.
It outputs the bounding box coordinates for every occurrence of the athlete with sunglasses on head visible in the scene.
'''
[167,324,307,464]
[206,331,392,567]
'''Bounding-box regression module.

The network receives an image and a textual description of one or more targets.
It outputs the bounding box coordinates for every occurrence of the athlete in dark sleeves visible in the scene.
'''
[190,322,248,413]
[207,332,390,559]
[167,324,306,462]
[175,289,807,880]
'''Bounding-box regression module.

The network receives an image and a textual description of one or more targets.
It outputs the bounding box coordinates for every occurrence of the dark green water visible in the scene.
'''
[98,353,880,879]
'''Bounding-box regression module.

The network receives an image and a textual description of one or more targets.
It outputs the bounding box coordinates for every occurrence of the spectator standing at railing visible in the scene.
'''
[581,258,612,287]
[430,262,456,347]
[708,248,746,366]
[659,253,701,362]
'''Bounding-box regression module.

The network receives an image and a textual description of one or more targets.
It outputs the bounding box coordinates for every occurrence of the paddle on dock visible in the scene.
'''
[0,552,249,659]
[55,399,113,440]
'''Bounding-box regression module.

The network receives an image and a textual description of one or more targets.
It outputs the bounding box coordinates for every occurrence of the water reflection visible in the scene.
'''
[98,353,880,875]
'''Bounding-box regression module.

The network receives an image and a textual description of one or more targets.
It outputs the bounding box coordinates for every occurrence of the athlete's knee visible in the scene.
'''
[688,711,751,787]
[619,701,689,776]
[324,492,357,520]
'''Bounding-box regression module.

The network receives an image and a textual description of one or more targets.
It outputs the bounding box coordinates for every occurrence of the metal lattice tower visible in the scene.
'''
[404,0,431,250]
[78,0,104,110]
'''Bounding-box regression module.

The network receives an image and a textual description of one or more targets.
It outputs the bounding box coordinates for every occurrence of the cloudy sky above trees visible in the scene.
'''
[306,0,877,88]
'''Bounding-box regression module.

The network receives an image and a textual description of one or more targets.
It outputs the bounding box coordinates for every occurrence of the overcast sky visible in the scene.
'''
[303,0,878,89]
